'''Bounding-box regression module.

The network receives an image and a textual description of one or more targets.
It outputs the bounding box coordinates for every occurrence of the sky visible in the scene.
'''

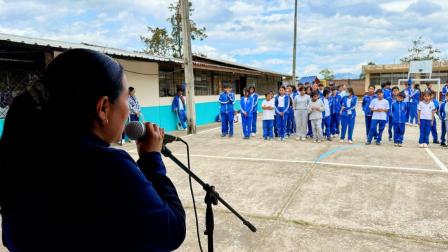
[0,0,447,77]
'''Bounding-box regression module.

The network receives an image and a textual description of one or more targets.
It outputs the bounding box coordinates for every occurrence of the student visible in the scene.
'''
[442,80,448,102]
[382,81,392,99]
[403,81,411,124]
[387,87,400,141]
[294,86,311,141]
[418,91,436,148]
[430,91,440,144]
[307,91,325,143]
[311,82,319,93]
[171,88,188,130]
[262,91,275,140]
[330,87,341,138]
[425,83,434,93]
[362,85,377,139]
[249,86,259,136]
[440,97,448,147]
[391,92,408,147]
[318,83,325,98]
[337,84,347,98]
[340,88,357,144]
[305,86,313,138]
[286,85,295,137]
[218,83,235,137]
[366,89,389,145]
[240,88,254,139]
[409,84,421,126]
[322,89,332,141]
[275,86,290,141]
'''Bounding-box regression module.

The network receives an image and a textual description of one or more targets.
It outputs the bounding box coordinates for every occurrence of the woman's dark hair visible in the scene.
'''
[1,48,124,150]
[311,91,319,98]
[368,85,375,90]
[347,88,355,96]
[323,89,331,97]
[129,86,135,92]
[298,86,305,92]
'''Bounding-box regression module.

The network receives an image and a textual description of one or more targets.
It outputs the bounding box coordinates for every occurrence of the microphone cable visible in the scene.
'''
[178,138,204,252]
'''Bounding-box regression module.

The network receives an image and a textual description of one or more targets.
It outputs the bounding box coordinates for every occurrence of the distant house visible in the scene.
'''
[299,76,320,84]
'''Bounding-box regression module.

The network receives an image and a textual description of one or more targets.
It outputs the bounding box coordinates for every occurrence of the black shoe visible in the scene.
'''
[441,143,447,147]
[433,141,440,144]
[365,142,372,145]
[376,142,381,146]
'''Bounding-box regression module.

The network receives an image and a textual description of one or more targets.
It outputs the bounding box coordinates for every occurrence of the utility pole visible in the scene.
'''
[292,0,298,86]
[180,0,197,134]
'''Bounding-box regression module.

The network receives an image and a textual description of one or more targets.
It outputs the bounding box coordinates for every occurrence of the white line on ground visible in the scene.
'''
[181,126,221,139]
[171,153,448,174]
[425,148,448,171]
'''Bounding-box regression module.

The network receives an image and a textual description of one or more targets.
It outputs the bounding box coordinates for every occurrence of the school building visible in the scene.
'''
[362,61,448,92]
[0,33,287,136]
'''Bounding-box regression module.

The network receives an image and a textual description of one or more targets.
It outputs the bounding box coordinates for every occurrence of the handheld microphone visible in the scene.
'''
[125,121,180,145]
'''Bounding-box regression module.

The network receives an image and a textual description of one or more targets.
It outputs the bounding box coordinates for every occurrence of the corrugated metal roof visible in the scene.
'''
[299,76,320,83]
[0,33,288,77]
[0,33,182,63]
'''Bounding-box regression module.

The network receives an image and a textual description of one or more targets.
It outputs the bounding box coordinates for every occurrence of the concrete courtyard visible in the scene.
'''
[1,106,448,251]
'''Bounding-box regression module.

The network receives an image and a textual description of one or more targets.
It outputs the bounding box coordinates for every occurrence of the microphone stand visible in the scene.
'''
[161,145,257,252]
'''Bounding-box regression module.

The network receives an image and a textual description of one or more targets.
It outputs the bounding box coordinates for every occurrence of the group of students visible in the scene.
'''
[218,80,448,148]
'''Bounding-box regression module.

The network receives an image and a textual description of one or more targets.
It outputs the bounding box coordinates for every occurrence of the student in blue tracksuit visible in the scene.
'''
[387,87,399,141]
[442,80,448,102]
[418,91,436,148]
[340,88,357,144]
[391,92,408,147]
[322,89,332,141]
[286,85,295,137]
[172,88,188,130]
[362,85,377,139]
[318,83,325,98]
[382,81,392,100]
[409,84,421,126]
[240,88,254,139]
[430,91,440,144]
[218,83,235,137]
[330,87,342,138]
[275,86,290,141]
[306,86,313,138]
[367,89,389,145]
[249,86,258,136]
[403,81,411,124]
[440,98,448,147]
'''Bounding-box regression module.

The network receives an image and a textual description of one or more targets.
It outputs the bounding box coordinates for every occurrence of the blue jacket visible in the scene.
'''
[218,92,235,114]
[330,94,342,114]
[386,96,395,117]
[250,92,259,114]
[442,85,448,102]
[383,88,392,99]
[172,95,186,112]
[240,96,254,117]
[439,101,447,120]
[340,96,358,118]
[362,94,377,116]
[410,89,420,104]
[274,94,290,114]
[391,101,408,124]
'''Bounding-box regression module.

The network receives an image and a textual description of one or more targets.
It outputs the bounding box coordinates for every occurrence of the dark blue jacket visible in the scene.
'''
[172,95,186,112]
[391,101,408,124]
[218,92,235,114]
[442,85,448,102]
[274,95,290,114]
[362,94,376,116]
[250,92,259,114]
[410,89,420,104]
[330,94,342,114]
[1,133,186,252]
[439,101,447,120]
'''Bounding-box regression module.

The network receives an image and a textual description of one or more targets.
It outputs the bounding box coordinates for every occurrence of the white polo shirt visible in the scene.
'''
[370,98,389,120]
[418,101,435,120]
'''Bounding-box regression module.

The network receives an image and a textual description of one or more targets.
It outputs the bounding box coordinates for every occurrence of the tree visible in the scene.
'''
[319,69,335,81]
[140,1,207,57]
[400,37,441,63]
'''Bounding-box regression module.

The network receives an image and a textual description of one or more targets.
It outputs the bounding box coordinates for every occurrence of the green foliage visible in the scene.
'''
[319,69,335,81]
[140,1,207,58]
[400,37,441,63]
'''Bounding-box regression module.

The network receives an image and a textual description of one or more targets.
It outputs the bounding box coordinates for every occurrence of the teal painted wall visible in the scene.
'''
[0,98,266,136]
[0,119,4,138]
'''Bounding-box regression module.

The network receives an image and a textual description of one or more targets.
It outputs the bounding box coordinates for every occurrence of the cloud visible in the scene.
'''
[407,0,442,15]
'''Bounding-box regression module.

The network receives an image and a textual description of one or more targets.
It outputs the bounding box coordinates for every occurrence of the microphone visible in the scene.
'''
[125,121,180,145]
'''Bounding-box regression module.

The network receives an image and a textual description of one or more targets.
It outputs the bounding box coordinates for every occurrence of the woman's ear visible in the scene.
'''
[96,96,110,126]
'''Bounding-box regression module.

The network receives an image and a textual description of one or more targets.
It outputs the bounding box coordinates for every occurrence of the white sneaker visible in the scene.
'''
[301,137,305,141]
[419,144,424,148]
[313,139,317,143]
[423,144,428,148]
[251,133,256,137]
[348,140,353,144]
[317,140,322,143]
[296,137,301,141]
[339,140,344,143]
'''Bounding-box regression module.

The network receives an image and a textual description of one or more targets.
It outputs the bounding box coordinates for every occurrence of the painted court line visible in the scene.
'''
[425,148,448,171]
[172,153,448,174]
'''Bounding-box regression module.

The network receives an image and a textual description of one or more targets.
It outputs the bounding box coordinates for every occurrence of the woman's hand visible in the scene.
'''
[137,123,165,155]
